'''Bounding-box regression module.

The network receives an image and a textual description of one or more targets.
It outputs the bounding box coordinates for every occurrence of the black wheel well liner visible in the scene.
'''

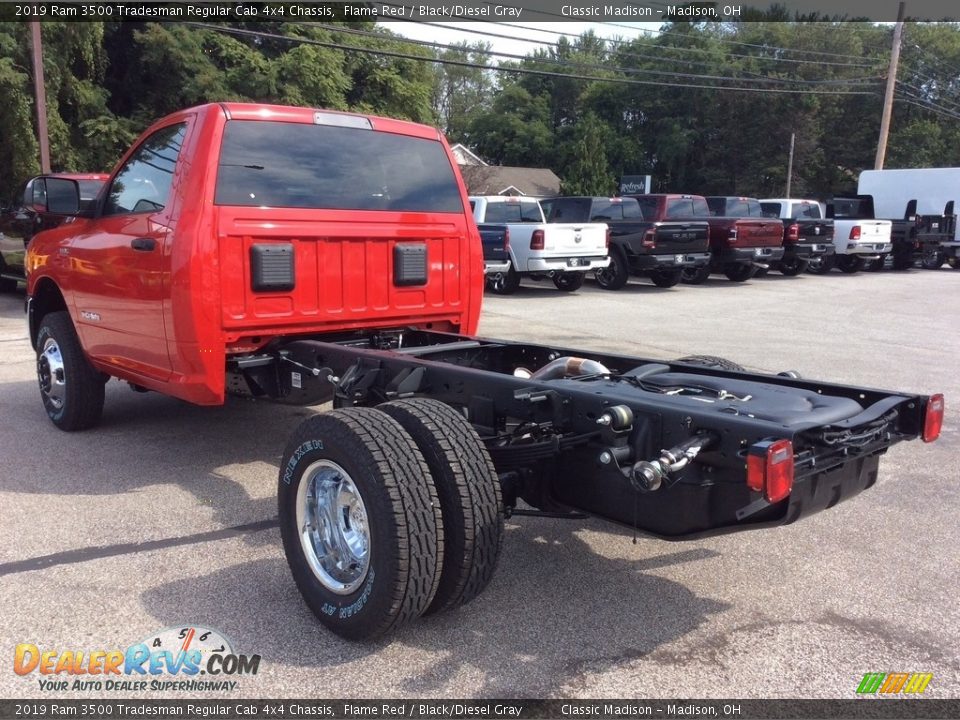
[29,278,68,350]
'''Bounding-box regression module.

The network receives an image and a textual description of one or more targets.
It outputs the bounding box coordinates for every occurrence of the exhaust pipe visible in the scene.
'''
[530,356,611,381]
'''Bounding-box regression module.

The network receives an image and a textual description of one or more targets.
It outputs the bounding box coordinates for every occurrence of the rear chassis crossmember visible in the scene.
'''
[228,329,927,540]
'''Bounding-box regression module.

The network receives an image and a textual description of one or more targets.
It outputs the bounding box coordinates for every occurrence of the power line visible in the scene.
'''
[483,11,883,61]
[382,14,882,71]
[896,79,960,115]
[186,22,883,97]
[312,22,880,87]
[896,91,960,121]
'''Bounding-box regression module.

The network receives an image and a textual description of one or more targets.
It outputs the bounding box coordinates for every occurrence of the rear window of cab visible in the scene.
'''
[215,120,464,213]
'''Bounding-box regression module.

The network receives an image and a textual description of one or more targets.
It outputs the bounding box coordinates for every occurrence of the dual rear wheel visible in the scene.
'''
[278,399,503,640]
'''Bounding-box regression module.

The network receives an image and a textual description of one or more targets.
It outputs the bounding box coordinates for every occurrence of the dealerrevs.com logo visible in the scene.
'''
[14,626,260,692]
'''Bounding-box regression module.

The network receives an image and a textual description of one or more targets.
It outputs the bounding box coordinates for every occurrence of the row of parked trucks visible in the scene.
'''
[0,103,947,641]
[467,187,960,294]
[4,177,959,295]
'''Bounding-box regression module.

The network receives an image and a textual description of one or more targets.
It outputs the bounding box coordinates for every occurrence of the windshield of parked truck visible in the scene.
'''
[215,120,464,212]
[482,200,543,223]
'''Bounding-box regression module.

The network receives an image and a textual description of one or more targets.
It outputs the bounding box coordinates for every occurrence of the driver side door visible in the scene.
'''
[69,122,188,380]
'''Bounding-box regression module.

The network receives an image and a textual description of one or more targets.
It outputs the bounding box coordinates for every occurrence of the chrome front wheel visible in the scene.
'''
[38,337,67,411]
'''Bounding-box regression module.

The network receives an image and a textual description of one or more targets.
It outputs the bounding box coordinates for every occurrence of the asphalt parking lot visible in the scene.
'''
[1,268,958,700]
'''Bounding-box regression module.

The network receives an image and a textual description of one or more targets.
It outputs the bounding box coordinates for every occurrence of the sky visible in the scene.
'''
[379,21,664,60]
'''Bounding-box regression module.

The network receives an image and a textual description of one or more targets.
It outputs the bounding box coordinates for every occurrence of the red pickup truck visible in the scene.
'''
[629,194,783,283]
[25,103,942,641]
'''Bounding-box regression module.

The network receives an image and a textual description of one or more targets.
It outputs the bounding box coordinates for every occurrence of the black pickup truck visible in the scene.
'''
[759,198,835,275]
[543,196,710,290]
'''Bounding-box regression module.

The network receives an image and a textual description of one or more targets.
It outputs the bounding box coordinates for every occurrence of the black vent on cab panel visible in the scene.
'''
[250,244,295,292]
[394,243,428,286]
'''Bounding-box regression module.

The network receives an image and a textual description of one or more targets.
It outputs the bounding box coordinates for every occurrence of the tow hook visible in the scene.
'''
[628,433,718,492]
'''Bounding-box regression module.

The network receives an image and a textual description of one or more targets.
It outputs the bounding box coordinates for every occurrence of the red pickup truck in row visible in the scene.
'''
[24,103,941,640]
[625,195,783,283]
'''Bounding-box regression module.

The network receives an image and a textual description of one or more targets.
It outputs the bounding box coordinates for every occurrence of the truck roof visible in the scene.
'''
[154,102,444,142]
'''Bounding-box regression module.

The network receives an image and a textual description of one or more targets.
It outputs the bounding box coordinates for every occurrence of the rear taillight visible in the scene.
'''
[530,229,545,251]
[787,223,800,242]
[849,225,861,240]
[746,439,795,503]
[727,227,738,246]
[641,229,656,249]
[605,227,611,251]
[504,226,510,252]
[923,394,944,443]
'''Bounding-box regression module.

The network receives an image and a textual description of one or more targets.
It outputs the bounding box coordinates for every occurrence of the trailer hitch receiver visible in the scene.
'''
[628,433,718,492]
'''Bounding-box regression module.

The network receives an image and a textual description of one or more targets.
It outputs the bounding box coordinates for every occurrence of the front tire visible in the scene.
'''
[723,263,757,282]
[552,272,585,292]
[278,408,443,640]
[595,247,629,290]
[836,255,864,274]
[35,311,105,431]
[380,399,503,615]
[649,268,683,288]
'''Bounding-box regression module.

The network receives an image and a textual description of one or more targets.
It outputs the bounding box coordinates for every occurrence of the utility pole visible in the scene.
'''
[785,132,795,198]
[30,21,51,174]
[875,1,906,170]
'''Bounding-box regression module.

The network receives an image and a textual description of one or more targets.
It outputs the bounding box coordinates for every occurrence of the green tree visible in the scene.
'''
[559,113,615,195]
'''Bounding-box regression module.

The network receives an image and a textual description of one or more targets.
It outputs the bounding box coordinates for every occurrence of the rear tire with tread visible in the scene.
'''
[778,257,809,276]
[806,254,836,274]
[380,399,503,615]
[680,264,711,285]
[836,255,864,274]
[595,247,629,290]
[552,272,585,292]
[649,268,683,288]
[278,408,443,640]
[723,263,757,282]
[486,266,521,295]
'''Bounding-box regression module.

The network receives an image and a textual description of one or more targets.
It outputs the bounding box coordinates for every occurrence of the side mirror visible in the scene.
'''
[36,177,81,216]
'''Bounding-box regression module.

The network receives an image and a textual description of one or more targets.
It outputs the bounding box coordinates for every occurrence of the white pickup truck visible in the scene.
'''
[469,195,609,294]
[820,197,893,274]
